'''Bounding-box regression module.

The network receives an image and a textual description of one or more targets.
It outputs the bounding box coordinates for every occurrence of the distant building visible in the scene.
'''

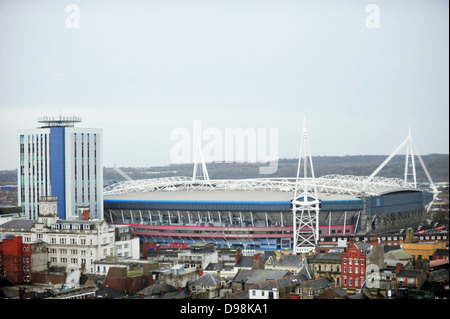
[0,196,115,274]
[396,268,427,290]
[290,276,335,299]
[307,252,342,285]
[101,263,156,295]
[0,235,48,284]
[248,273,308,299]
[402,240,447,261]
[18,115,103,220]
[188,273,222,299]
[341,242,367,292]
[158,264,200,289]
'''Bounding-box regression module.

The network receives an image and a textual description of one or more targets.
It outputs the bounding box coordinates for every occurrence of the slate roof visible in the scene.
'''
[205,263,222,271]
[304,277,333,290]
[235,256,254,268]
[232,269,255,283]
[433,249,449,257]
[189,273,221,287]
[308,253,341,262]
[245,269,289,285]
[384,249,413,260]
[272,254,303,267]
[0,219,36,229]
[144,287,190,299]
[384,245,401,253]
[137,283,177,295]
[95,286,127,299]
[430,269,449,282]
[385,258,410,268]
[397,269,424,278]
[250,273,308,291]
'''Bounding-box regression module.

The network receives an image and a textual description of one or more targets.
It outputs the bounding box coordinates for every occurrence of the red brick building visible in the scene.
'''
[0,235,31,284]
[341,242,366,291]
[102,263,158,295]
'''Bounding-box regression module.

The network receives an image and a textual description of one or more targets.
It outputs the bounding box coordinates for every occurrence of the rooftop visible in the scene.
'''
[37,115,82,127]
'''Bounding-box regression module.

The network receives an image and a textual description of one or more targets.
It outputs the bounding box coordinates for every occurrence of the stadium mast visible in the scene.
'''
[292,119,320,254]
[192,140,210,181]
[363,128,438,209]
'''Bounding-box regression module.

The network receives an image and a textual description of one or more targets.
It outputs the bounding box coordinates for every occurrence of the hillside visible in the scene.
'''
[1,154,448,187]
[103,154,449,185]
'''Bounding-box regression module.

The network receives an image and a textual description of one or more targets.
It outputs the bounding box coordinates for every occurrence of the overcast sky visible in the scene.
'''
[0,0,448,170]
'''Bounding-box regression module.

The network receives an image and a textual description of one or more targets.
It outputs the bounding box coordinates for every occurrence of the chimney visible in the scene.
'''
[276,251,281,260]
[396,263,403,273]
[235,249,242,263]
[371,237,379,246]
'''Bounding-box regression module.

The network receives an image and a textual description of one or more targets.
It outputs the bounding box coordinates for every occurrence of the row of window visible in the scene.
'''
[343,266,364,274]
[342,276,364,288]
[48,248,91,256]
[343,258,365,266]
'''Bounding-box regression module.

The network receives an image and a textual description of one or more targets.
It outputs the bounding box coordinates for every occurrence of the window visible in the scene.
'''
[308,290,313,297]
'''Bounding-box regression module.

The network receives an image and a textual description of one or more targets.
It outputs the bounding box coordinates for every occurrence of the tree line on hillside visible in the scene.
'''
[1,154,447,186]
[103,154,449,185]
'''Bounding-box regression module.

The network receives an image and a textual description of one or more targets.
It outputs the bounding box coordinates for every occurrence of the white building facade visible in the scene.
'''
[18,116,103,220]
[0,197,115,274]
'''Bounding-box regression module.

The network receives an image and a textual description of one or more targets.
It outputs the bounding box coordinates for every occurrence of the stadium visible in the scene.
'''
[102,129,437,252]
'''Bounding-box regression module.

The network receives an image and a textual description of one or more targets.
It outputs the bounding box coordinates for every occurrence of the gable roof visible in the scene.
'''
[189,273,221,287]
[95,286,127,299]
[429,269,449,282]
[304,277,333,290]
[250,273,308,291]
[235,256,254,268]
[433,249,449,257]
[0,219,36,229]
[271,254,303,267]
[397,269,425,278]
[245,269,289,285]
[384,249,414,260]
[232,269,255,283]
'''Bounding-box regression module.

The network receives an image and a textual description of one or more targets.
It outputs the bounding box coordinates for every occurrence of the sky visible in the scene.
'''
[0,0,448,170]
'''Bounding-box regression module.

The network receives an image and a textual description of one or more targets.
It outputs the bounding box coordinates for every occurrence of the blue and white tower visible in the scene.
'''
[18,116,103,221]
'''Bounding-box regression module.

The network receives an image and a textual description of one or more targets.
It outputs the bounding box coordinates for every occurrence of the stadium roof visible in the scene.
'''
[103,175,424,199]
[103,189,361,203]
